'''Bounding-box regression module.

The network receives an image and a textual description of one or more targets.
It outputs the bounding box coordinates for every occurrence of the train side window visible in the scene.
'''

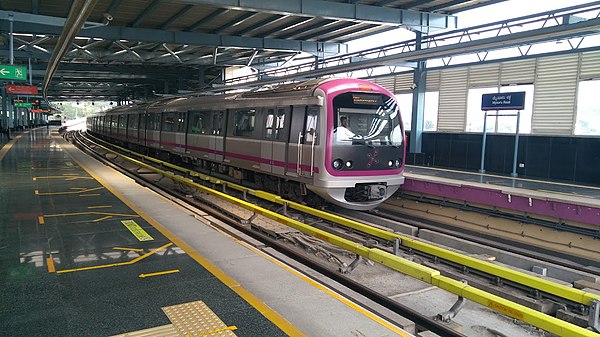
[140,113,147,130]
[177,112,186,132]
[151,113,161,130]
[118,115,126,128]
[234,109,256,137]
[147,114,154,130]
[274,108,287,141]
[189,111,209,134]
[212,111,224,135]
[110,115,118,131]
[265,108,275,139]
[129,114,139,129]
[304,107,319,144]
[163,112,176,132]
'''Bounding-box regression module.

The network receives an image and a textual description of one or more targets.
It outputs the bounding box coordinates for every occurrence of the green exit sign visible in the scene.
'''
[0,64,27,81]
[14,102,32,108]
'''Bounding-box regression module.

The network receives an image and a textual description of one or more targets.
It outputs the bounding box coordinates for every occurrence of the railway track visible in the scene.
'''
[377,196,599,275]
[69,130,600,337]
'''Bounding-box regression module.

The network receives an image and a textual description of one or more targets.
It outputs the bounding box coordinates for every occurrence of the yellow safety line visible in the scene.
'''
[38,216,45,225]
[62,140,307,337]
[93,215,113,222]
[47,257,56,273]
[138,269,180,278]
[195,325,238,336]
[232,235,413,336]
[79,194,101,197]
[35,186,104,195]
[82,132,600,337]
[113,247,144,252]
[88,205,112,209]
[0,134,22,161]
[78,133,412,336]
[32,176,93,180]
[43,211,138,218]
[56,242,173,274]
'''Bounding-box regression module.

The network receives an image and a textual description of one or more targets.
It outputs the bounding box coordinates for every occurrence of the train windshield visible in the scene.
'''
[332,92,403,146]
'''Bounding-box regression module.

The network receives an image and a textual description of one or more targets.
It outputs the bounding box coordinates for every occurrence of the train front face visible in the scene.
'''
[311,79,406,210]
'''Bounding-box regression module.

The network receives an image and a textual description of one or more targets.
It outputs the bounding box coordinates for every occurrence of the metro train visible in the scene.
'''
[87,78,406,210]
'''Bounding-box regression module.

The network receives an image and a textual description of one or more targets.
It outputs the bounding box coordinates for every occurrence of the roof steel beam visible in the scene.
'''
[426,0,469,12]
[170,0,457,31]
[186,8,229,32]
[217,16,600,88]
[131,0,161,27]
[277,19,336,39]
[0,11,347,56]
[160,5,194,29]
[211,11,258,34]
[258,17,313,38]
[376,0,402,6]
[400,0,434,9]
[236,15,287,35]
[448,0,509,14]
[299,22,359,41]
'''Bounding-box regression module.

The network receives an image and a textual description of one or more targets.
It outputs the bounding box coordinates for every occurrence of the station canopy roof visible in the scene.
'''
[0,0,503,101]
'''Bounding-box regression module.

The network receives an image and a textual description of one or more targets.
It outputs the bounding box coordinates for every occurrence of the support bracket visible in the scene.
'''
[437,281,468,322]
[590,300,600,332]
[339,255,362,274]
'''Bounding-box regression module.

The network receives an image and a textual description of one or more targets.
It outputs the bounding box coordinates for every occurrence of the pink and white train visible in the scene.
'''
[87,78,406,210]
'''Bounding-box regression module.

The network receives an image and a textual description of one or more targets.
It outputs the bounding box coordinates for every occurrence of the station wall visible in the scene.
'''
[371,49,600,136]
[371,50,600,186]
[406,131,600,186]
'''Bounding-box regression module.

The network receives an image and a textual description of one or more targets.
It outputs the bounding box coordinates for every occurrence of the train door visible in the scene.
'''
[260,107,290,175]
[146,113,161,149]
[210,111,225,162]
[128,113,139,144]
[287,106,319,177]
[175,111,187,152]
[139,112,147,147]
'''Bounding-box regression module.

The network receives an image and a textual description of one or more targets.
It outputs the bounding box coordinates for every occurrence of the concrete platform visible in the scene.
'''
[0,128,412,337]
[403,165,600,227]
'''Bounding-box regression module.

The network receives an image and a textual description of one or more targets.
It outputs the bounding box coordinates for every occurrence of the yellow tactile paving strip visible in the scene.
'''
[162,301,237,337]
[110,324,179,337]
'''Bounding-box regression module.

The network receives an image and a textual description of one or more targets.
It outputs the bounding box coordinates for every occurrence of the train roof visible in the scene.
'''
[96,78,388,115]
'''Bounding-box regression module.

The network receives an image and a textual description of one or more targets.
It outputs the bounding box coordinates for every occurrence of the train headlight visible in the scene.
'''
[388,160,394,167]
[333,159,343,170]
[345,161,353,169]
[395,159,401,167]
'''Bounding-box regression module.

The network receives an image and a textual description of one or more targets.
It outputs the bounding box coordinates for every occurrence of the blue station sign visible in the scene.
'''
[481,91,526,111]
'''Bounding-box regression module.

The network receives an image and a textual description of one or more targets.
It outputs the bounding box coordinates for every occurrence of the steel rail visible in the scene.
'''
[72,131,465,337]
[79,131,600,337]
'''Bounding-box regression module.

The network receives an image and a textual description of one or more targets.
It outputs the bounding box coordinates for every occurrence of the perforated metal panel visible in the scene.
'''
[438,68,468,131]
[394,72,414,93]
[372,76,395,93]
[500,59,536,84]
[468,63,500,87]
[580,50,600,80]
[532,54,579,135]
[426,70,441,91]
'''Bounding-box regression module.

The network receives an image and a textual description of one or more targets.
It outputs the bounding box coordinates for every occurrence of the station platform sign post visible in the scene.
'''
[479,91,526,177]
